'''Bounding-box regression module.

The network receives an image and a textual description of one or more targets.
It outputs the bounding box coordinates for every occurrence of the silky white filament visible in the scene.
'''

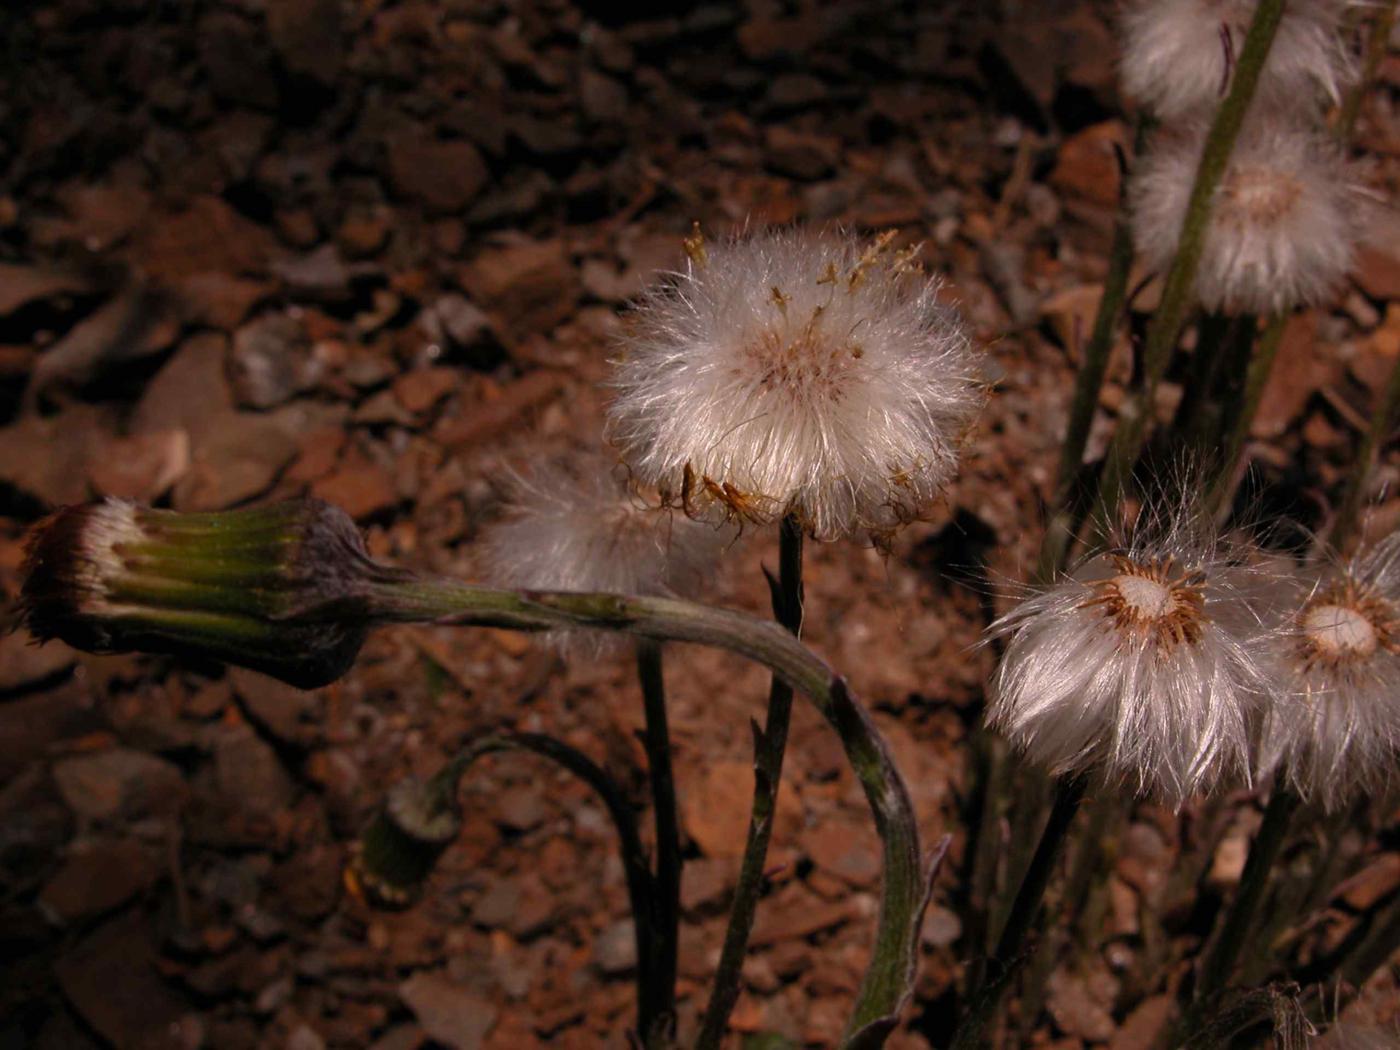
[1120,0,1357,122]
[1257,534,1400,811]
[988,505,1272,807]
[1130,118,1364,315]
[605,228,985,542]
[479,457,731,653]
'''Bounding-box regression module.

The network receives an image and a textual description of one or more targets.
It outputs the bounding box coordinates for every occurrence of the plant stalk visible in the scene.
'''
[696,514,805,1050]
[636,640,680,1046]
[950,774,1088,1050]
[1337,0,1398,144]
[1333,350,1400,553]
[1174,787,1300,1039]
[1092,0,1286,535]
[1208,312,1285,519]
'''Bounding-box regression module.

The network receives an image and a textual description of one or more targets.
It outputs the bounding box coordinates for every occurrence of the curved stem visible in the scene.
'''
[949,774,1088,1050]
[1092,0,1285,536]
[697,515,804,1050]
[377,731,660,1035]
[362,567,928,1048]
[636,641,680,1046]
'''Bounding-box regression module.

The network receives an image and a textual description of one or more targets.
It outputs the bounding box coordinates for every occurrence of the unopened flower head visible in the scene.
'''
[605,228,985,542]
[1131,119,1364,315]
[480,457,730,650]
[19,498,391,689]
[1120,0,1356,122]
[1257,535,1400,811]
[988,504,1270,806]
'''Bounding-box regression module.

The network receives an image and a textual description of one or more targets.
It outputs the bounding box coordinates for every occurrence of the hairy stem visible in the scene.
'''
[950,774,1088,1050]
[697,514,805,1050]
[1092,0,1285,535]
[636,641,680,1047]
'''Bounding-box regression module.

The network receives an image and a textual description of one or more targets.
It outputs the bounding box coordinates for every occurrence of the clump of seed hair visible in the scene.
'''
[606,227,986,543]
[1119,0,1357,122]
[1256,533,1400,811]
[1130,118,1366,316]
[988,496,1273,807]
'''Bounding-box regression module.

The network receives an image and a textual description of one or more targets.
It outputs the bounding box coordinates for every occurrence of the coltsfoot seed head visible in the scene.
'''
[1257,535,1400,811]
[605,228,986,542]
[988,509,1271,807]
[1130,119,1365,315]
[479,455,731,652]
[1120,0,1356,122]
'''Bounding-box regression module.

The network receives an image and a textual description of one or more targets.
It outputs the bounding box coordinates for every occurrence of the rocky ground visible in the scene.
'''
[3,1,1400,1048]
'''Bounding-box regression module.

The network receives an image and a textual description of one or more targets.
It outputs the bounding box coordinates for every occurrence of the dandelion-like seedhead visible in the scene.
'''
[479,457,730,651]
[1120,0,1356,122]
[1257,535,1400,811]
[605,228,985,542]
[988,506,1272,806]
[1131,119,1364,315]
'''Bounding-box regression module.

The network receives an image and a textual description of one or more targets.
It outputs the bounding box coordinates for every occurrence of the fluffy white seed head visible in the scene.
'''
[1130,119,1365,315]
[988,507,1271,807]
[479,457,730,652]
[1257,535,1400,811]
[605,228,985,542]
[1120,0,1357,122]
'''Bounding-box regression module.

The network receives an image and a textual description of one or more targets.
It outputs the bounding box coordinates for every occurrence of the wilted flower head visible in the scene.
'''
[1120,0,1356,122]
[479,456,729,649]
[1131,119,1364,315]
[1257,534,1400,811]
[605,228,985,542]
[988,502,1271,806]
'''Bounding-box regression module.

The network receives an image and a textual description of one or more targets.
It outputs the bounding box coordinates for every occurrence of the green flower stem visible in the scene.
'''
[1333,350,1400,553]
[964,732,1012,995]
[949,774,1088,1050]
[1015,787,1127,1039]
[1171,313,1237,448]
[636,640,680,1047]
[1092,0,1285,535]
[1337,0,1398,144]
[363,564,930,1048]
[697,515,804,1050]
[1174,787,1300,1040]
[1208,312,1286,519]
[1036,186,1140,581]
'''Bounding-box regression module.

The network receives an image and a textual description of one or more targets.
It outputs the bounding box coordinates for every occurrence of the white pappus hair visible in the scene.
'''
[987,504,1272,807]
[479,455,730,651]
[1130,118,1365,316]
[604,228,985,542]
[1256,534,1400,812]
[1120,0,1357,122]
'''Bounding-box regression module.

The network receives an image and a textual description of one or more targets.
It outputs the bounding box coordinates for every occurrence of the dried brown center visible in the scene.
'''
[1220,165,1304,227]
[1081,556,1207,648]
[738,302,860,403]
